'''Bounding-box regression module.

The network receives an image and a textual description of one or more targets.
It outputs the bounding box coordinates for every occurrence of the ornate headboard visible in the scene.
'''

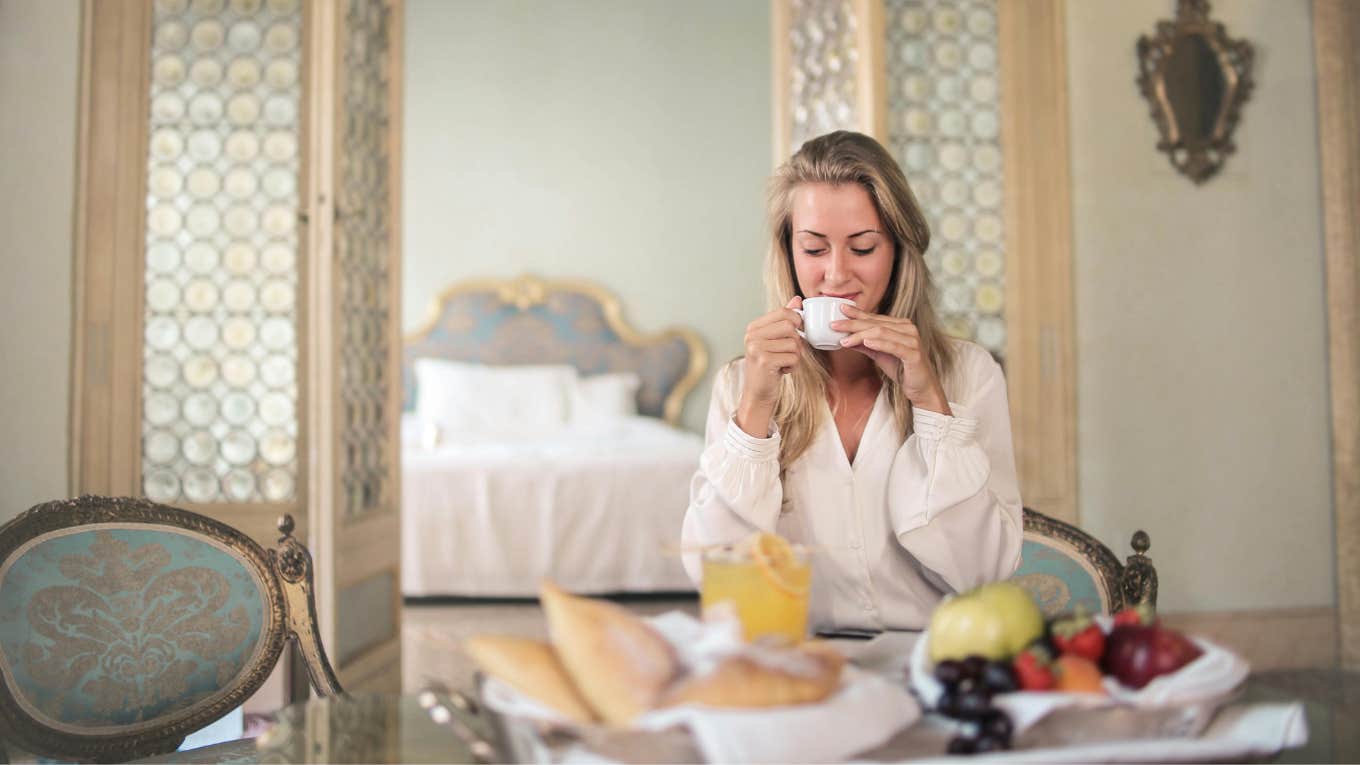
[403,275,707,426]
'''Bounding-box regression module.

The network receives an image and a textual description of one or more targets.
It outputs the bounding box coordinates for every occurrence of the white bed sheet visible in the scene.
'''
[401,416,703,597]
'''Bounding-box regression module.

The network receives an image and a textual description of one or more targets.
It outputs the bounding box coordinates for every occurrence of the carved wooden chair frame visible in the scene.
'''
[1022,507,1160,613]
[0,496,343,762]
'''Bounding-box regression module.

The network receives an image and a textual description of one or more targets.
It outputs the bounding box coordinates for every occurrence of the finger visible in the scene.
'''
[753,318,802,340]
[862,336,915,360]
[785,295,803,310]
[761,337,801,355]
[765,352,799,372]
[830,318,889,333]
[839,325,918,348]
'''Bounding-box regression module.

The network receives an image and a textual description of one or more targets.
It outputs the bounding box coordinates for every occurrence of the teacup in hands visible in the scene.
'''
[796,296,855,350]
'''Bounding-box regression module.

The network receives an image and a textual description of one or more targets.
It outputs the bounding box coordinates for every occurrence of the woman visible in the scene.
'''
[681,130,1022,632]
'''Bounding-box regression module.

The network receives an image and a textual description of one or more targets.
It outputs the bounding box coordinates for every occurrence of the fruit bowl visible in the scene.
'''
[908,616,1251,749]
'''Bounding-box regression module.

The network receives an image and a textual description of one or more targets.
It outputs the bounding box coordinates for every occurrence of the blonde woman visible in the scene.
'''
[682,131,1022,632]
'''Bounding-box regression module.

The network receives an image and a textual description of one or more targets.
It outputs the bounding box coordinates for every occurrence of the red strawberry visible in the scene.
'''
[1012,646,1057,691]
[1051,607,1106,663]
[1112,603,1156,628]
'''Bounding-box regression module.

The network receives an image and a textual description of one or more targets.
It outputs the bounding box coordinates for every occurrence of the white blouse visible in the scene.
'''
[681,339,1023,632]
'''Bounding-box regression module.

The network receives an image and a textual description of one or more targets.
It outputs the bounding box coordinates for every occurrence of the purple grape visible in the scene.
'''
[974,734,1008,753]
[946,736,978,755]
[961,655,987,680]
[954,689,992,720]
[934,659,964,688]
[982,711,1014,742]
[981,661,1019,694]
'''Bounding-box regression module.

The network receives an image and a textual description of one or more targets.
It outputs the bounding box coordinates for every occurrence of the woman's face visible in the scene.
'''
[789,182,895,313]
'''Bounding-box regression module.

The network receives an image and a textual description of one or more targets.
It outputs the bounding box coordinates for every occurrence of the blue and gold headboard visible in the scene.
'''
[403,275,707,426]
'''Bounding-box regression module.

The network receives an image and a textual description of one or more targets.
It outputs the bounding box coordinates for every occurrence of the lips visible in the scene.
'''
[821,292,859,300]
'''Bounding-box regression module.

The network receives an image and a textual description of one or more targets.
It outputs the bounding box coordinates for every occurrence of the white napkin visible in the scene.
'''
[868,702,1308,763]
[909,620,1250,733]
[482,611,920,764]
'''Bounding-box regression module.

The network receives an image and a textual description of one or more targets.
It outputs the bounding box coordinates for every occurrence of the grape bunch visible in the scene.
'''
[929,655,1016,754]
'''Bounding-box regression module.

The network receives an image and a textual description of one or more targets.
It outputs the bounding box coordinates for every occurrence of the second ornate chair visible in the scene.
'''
[0,496,343,762]
[1009,507,1159,618]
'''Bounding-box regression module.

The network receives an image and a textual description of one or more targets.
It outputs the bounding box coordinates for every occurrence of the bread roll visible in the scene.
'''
[660,642,846,709]
[464,635,597,723]
[539,581,680,725]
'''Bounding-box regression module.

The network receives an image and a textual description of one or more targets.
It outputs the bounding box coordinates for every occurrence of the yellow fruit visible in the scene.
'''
[928,581,1045,663]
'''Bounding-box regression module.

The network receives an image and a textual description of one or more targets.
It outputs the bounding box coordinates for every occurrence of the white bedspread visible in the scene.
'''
[401,416,703,596]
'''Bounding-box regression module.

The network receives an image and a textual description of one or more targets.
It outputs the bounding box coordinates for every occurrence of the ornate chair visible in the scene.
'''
[1009,507,1159,618]
[0,496,343,762]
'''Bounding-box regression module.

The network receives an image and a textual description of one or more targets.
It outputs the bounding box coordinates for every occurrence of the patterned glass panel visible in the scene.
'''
[886,0,1007,358]
[142,0,302,503]
[789,0,860,152]
[336,0,392,518]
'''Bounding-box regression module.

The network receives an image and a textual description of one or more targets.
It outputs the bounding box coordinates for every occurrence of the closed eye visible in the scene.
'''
[852,247,876,255]
[802,248,827,256]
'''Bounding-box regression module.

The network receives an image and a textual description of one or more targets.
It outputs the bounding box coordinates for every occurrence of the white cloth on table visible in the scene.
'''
[681,339,1023,632]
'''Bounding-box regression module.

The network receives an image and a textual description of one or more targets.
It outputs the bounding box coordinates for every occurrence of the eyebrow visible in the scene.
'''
[795,229,882,238]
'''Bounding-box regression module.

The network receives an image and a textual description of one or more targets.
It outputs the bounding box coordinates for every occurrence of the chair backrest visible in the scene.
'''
[0,496,342,762]
[1009,507,1159,618]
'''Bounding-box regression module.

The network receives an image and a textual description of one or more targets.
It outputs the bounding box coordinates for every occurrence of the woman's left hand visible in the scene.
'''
[832,305,951,415]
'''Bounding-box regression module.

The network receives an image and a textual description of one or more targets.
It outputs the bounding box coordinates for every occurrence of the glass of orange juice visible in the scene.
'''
[700,533,811,645]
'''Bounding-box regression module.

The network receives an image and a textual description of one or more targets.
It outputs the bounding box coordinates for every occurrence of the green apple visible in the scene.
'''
[928,581,1045,662]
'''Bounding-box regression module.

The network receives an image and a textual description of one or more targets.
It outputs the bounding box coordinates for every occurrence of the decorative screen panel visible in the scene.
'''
[789,0,861,152]
[336,0,393,518]
[142,0,302,504]
[886,0,1007,358]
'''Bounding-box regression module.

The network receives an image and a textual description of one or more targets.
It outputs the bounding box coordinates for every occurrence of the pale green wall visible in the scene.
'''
[401,0,771,432]
[1067,0,1333,612]
[0,0,79,522]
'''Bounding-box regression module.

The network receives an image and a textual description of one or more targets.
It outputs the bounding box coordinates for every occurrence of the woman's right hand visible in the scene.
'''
[741,296,804,405]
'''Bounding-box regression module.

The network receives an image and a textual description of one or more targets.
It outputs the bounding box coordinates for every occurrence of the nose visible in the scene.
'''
[824,246,851,286]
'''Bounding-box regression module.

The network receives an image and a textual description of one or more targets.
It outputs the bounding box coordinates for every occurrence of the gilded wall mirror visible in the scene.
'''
[1136,0,1254,183]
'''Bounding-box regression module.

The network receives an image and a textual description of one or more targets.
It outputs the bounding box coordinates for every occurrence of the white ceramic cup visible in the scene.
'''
[796,296,855,350]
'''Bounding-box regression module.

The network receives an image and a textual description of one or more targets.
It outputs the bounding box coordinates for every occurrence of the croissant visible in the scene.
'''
[539,581,680,725]
[463,635,597,723]
[659,641,846,709]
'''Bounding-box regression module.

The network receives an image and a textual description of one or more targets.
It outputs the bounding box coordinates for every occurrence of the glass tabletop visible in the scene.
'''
[145,693,494,765]
[163,669,1357,764]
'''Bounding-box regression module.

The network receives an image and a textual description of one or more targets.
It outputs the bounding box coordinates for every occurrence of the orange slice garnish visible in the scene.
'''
[748,532,808,598]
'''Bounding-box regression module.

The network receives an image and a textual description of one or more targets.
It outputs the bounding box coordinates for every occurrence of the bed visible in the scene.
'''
[401,275,708,597]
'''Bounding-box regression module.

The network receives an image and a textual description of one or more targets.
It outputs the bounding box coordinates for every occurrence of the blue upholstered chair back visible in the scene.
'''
[0,497,340,762]
[1008,508,1158,618]
[402,275,706,425]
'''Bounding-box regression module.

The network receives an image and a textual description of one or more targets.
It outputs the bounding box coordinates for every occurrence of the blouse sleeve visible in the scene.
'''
[680,361,784,585]
[888,348,1024,593]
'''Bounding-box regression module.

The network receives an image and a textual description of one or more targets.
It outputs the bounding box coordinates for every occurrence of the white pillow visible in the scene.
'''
[413,358,577,439]
[569,371,642,423]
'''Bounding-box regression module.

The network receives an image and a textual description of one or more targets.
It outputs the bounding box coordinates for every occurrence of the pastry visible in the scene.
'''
[539,581,680,725]
[660,641,846,709]
[464,635,597,723]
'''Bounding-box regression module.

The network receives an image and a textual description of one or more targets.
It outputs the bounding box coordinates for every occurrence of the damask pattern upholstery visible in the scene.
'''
[0,527,266,735]
[1008,507,1158,619]
[1011,536,1108,618]
[403,278,704,424]
[0,496,342,762]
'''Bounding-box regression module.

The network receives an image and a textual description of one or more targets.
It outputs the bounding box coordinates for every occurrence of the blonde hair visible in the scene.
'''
[763,130,956,468]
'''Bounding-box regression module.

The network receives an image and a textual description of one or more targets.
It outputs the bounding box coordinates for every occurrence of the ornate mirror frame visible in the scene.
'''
[1136,0,1254,183]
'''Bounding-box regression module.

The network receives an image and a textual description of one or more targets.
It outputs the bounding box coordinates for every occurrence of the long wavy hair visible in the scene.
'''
[764,130,956,468]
